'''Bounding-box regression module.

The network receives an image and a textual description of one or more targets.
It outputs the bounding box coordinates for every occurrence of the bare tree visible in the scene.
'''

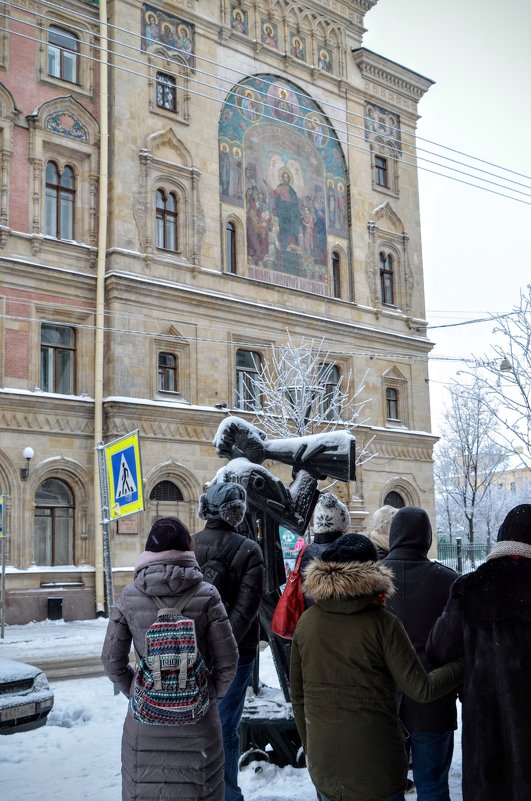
[467,285,531,469]
[243,335,374,465]
[434,380,509,546]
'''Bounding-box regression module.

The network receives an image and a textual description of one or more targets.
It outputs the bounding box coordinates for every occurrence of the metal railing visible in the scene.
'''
[437,537,491,575]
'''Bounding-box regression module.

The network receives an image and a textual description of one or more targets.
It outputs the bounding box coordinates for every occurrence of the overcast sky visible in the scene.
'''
[363,0,531,432]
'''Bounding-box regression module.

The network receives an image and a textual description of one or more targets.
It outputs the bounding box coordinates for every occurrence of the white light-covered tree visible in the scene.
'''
[467,285,531,470]
[434,380,510,547]
[242,335,374,465]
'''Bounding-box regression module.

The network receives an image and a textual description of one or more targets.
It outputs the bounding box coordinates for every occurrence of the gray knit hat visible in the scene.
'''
[313,492,350,535]
[198,480,247,527]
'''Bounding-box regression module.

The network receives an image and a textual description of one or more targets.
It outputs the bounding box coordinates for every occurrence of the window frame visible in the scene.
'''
[374,155,388,188]
[45,160,76,240]
[158,351,178,393]
[47,25,79,84]
[331,250,341,298]
[34,478,75,566]
[319,362,341,421]
[379,251,394,306]
[235,349,262,411]
[40,322,76,394]
[385,386,399,421]
[156,71,177,112]
[156,188,179,251]
[225,221,237,274]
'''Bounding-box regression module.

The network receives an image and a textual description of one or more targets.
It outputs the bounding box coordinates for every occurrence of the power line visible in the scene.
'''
[4,6,531,205]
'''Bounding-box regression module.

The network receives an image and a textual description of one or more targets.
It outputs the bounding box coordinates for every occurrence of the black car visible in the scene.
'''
[0,657,54,733]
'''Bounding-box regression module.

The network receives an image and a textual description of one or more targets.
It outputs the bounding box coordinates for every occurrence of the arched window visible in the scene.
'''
[149,481,184,502]
[35,479,75,565]
[156,72,177,112]
[226,221,236,273]
[156,189,178,251]
[379,251,394,305]
[48,26,79,83]
[319,363,341,420]
[236,349,262,410]
[158,352,178,393]
[40,323,75,393]
[384,490,405,509]
[385,386,399,420]
[45,162,75,240]
[332,251,341,298]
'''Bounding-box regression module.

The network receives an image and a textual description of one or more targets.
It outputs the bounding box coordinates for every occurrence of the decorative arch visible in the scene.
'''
[144,460,203,532]
[366,202,415,314]
[219,74,348,294]
[380,476,420,508]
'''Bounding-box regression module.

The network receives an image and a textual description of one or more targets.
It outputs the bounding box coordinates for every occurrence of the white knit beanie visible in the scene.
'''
[313,492,350,535]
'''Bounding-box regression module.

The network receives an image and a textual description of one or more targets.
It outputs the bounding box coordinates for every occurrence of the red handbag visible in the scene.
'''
[270,547,306,639]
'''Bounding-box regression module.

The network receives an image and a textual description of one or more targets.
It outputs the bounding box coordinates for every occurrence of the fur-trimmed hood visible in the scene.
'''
[303,558,395,608]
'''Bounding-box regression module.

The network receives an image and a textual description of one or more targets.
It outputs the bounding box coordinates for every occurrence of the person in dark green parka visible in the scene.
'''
[290,534,463,801]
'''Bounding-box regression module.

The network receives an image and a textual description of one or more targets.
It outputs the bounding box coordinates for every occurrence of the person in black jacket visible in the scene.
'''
[383,507,458,801]
[193,480,265,801]
[426,504,531,801]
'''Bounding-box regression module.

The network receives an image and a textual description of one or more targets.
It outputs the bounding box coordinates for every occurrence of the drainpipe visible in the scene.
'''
[94,0,109,615]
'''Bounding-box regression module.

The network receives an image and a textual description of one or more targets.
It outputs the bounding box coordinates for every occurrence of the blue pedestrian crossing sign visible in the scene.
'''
[104,431,144,520]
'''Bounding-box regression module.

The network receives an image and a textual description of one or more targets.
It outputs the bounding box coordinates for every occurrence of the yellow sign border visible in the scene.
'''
[104,431,144,521]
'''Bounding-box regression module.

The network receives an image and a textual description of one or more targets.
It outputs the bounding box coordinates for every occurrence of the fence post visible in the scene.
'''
[456,537,463,575]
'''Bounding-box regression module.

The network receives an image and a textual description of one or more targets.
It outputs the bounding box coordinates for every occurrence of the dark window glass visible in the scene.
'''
[158,352,177,392]
[319,363,340,420]
[384,490,405,509]
[379,252,394,305]
[386,386,399,420]
[48,26,79,83]
[45,161,75,239]
[226,222,236,273]
[40,323,75,393]
[35,478,74,565]
[332,251,341,298]
[149,480,184,502]
[156,189,178,250]
[236,350,262,410]
[156,72,177,111]
[375,155,388,187]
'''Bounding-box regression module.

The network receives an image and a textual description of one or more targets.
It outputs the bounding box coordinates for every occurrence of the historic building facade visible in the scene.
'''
[0,0,437,623]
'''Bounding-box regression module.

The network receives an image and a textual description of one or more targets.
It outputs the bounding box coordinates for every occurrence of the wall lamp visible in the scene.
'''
[20,446,35,480]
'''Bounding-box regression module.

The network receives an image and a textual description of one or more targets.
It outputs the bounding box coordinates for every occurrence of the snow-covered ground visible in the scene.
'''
[0,620,463,800]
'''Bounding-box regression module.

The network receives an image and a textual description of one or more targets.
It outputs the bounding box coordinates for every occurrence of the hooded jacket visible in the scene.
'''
[193,519,264,659]
[290,558,462,801]
[427,533,531,801]
[101,550,239,801]
[383,507,458,733]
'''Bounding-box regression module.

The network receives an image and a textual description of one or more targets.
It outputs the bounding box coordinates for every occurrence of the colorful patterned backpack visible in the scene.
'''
[130,585,210,726]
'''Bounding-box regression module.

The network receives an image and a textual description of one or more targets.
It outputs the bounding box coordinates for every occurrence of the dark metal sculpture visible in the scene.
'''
[208,416,356,768]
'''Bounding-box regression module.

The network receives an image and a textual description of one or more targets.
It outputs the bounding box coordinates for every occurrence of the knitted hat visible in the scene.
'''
[145,517,191,552]
[321,533,377,564]
[497,504,531,545]
[198,480,247,527]
[313,492,350,535]
[369,505,397,554]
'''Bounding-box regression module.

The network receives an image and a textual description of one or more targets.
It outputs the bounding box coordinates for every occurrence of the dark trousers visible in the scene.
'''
[396,731,454,801]
[218,656,255,801]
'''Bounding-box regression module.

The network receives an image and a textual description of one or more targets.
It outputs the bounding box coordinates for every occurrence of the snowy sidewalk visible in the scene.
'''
[0,620,463,800]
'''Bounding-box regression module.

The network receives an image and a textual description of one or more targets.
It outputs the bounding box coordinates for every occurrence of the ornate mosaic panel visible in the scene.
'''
[364,102,402,153]
[219,75,348,294]
[141,4,194,70]
[44,111,89,142]
[261,19,279,48]
[230,4,249,35]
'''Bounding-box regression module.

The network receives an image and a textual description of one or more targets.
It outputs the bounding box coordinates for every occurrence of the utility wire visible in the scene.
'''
[4,6,531,203]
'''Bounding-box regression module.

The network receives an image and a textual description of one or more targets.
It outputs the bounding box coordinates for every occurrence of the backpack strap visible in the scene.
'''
[214,533,246,569]
[154,583,199,615]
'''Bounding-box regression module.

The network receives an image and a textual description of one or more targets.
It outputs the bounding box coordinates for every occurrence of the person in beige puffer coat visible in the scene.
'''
[101,517,239,801]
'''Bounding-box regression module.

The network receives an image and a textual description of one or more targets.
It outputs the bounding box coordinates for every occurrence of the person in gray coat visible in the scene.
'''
[101,517,239,801]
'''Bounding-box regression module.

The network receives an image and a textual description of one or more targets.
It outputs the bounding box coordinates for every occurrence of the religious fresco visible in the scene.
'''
[230,4,248,35]
[261,19,279,48]
[364,102,402,153]
[290,34,306,61]
[219,75,348,294]
[317,45,333,73]
[141,4,194,70]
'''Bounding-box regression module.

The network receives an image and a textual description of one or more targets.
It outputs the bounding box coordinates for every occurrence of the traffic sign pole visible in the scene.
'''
[96,442,115,615]
[0,494,7,639]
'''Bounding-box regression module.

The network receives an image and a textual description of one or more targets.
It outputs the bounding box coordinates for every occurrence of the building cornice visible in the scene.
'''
[352,47,434,106]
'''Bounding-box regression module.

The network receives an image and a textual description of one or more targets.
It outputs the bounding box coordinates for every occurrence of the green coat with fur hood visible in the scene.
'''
[290,558,463,801]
